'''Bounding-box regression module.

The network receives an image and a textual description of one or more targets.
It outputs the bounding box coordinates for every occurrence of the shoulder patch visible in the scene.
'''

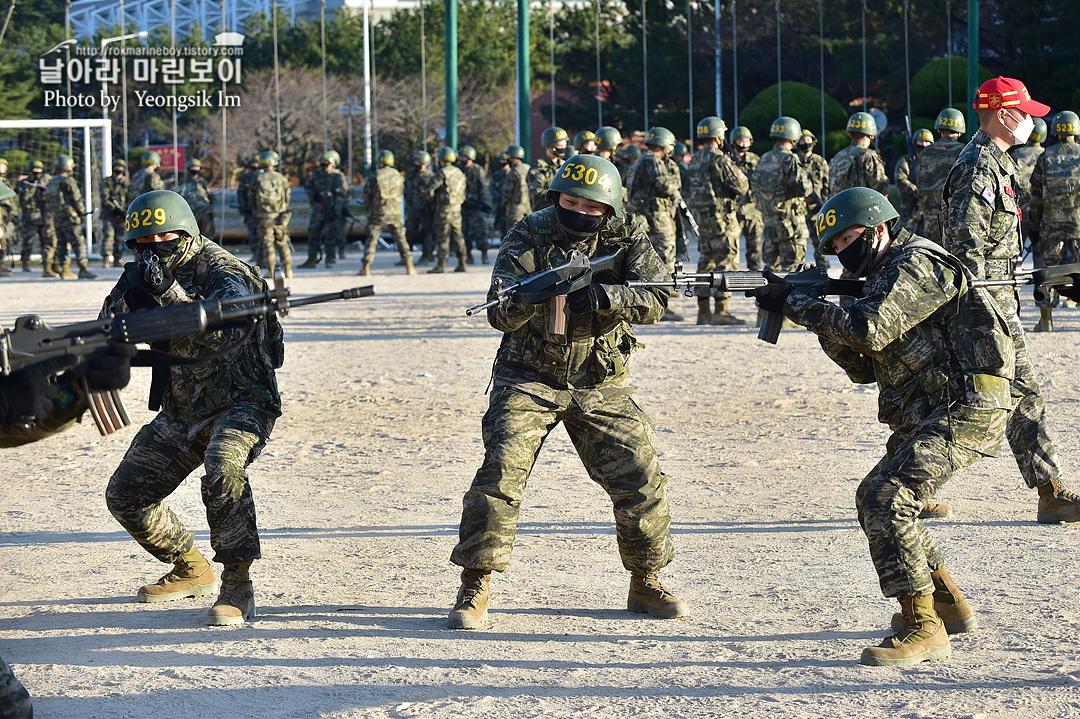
[980,186,996,206]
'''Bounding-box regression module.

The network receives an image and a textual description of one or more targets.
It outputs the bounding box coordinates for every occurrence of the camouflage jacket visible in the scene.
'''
[178,175,213,216]
[127,168,165,207]
[626,152,681,236]
[488,166,508,208]
[751,145,812,233]
[828,144,887,196]
[237,169,259,214]
[942,130,1021,279]
[363,165,403,223]
[527,156,563,211]
[915,139,965,229]
[687,145,749,219]
[45,173,84,226]
[101,235,282,428]
[799,151,830,214]
[424,163,466,214]
[1029,137,1080,239]
[729,149,761,219]
[404,165,434,221]
[463,162,488,210]
[1009,142,1045,219]
[305,167,349,216]
[786,228,1012,450]
[619,160,637,189]
[16,173,51,223]
[500,161,532,225]
[488,206,668,392]
[249,169,290,218]
[894,153,919,223]
[102,174,130,216]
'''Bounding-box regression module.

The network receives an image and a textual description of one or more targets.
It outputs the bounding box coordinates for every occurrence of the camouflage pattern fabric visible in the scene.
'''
[450,206,675,574]
[500,162,532,233]
[1028,137,1080,306]
[752,144,812,271]
[16,173,55,264]
[0,656,32,719]
[800,151,830,266]
[305,166,349,258]
[894,153,920,230]
[237,167,259,252]
[249,169,292,272]
[425,163,467,262]
[405,165,436,256]
[527,156,563,211]
[785,228,1012,597]
[46,173,87,266]
[943,128,1061,490]
[126,168,165,207]
[488,165,508,239]
[626,151,682,271]
[462,161,490,253]
[101,173,131,259]
[0,171,14,264]
[178,174,215,238]
[687,145,750,298]
[916,139,965,243]
[362,165,410,263]
[828,144,888,197]
[729,149,763,270]
[1010,142,1045,221]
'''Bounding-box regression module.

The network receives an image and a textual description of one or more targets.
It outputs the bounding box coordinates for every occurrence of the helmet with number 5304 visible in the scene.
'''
[124,190,201,248]
[546,154,624,219]
[815,187,899,255]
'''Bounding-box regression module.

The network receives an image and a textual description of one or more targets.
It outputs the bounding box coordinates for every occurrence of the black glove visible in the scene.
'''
[0,356,77,425]
[745,270,793,313]
[84,342,139,392]
[566,284,611,314]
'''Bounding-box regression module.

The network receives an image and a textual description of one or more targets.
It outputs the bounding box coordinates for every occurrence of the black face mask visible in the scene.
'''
[836,229,876,276]
[555,204,608,240]
[137,240,181,261]
[797,143,813,154]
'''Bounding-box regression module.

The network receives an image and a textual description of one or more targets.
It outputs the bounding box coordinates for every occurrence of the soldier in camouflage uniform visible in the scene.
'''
[916,109,968,244]
[487,152,509,241]
[458,145,491,263]
[1028,111,1080,331]
[177,159,215,240]
[527,126,569,211]
[126,150,165,207]
[617,144,640,187]
[360,150,414,276]
[796,129,831,267]
[499,145,532,233]
[103,190,283,626]
[574,130,598,155]
[16,161,57,276]
[750,187,1014,667]
[751,117,813,274]
[237,155,261,264]
[101,158,131,268]
[1009,116,1046,256]
[248,151,292,277]
[448,154,687,630]
[405,150,437,265]
[942,76,1080,524]
[301,151,350,268]
[729,126,764,271]
[45,154,96,280]
[894,128,934,232]
[0,159,14,276]
[829,112,888,199]
[687,116,750,325]
[424,146,468,273]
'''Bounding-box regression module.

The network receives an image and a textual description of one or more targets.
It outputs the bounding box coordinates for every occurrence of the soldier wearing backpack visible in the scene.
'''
[248,151,292,277]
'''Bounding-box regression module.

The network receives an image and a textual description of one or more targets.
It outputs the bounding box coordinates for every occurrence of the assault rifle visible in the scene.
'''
[463,198,494,215]
[465,248,625,317]
[675,196,700,237]
[1,269,374,435]
[971,262,1080,303]
[627,262,865,344]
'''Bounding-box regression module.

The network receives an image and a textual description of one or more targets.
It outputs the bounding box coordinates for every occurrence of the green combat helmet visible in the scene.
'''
[594,126,623,152]
[124,190,201,248]
[673,142,689,157]
[29,160,46,172]
[112,158,127,169]
[256,151,278,168]
[541,126,569,149]
[437,146,458,163]
[458,145,477,162]
[696,116,728,139]
[731,126,753,143]
[815,187,899,255]
[546,153,624,219]
[573,130,597,150]
[912,128,935,145]
[621,145,641,162]
[413,150,432,166]
[376,150,394,167]
[55,154,75,172]
[846,111,878,136]
[769,116,802,142]
[644,126,676,151]
[935,108,966,135]
[188,159,202,171]
[1052,111,1079,137]
[1030,117,1047,143]
[143,150,162,167]
[506,145,526,160]
[320,150,342,166]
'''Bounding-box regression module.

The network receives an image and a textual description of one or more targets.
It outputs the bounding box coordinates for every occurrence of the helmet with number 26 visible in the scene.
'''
[547,154,624,219]
[815,187,899,255]
[124,190,201,248]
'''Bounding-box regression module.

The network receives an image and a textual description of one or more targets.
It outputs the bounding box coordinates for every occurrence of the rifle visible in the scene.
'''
[465,248,625,317]
[971,262,1080,303]
[627,261,865,344]
[1,268,374,436]
[463,197,494,215]
[675,196,700,237]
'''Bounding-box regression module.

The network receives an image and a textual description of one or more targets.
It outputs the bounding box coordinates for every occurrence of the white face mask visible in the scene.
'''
[1006,111,1034,146]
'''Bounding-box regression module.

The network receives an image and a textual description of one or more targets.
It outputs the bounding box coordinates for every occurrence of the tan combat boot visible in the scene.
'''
[863,593,950,667]
[711,298,746,326]
[1037,477,1080,524]
[77,260,97,279]
[358,261,372,276]
[59,262,77,280]
[404,256,416,275]
[627,572,690,619]
[891,566,977,634]
[1033,307,1053,332]
[41,249,59,277]
[454,255,468,272]
[696,297,713,325]
[428,258,447,274]
[102,255,111,269]
[206,559,255,626]
[918,498,952,519]
[137,548,218,603]
[448,569,490,629]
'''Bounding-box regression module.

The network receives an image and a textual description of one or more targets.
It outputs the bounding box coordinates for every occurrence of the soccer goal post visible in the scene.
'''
[0,118,113,259]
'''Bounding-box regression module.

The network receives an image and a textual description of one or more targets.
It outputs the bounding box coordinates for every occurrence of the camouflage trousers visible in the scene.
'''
[761,225,807,272]
[993,288,1061,488]
[255,214,292,272]
[462,208,490,253]
[0,656,31,719]
[308,210,345,259]
[856,403,1003,597]
[450,381,675,574]
[434,209,466,262]
[19,218,54,263]
[363,215,410,264]
[101,213,127,261]
[1032,233,1079,308]
[406,213,436,257]
[106,408,272,566]
[922,210,944,245]
[738,206,764,271]
[695,213,741,299]
[55,221,87,266]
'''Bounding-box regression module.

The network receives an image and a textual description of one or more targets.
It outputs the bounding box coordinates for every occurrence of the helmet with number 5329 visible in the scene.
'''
[546,154,624,219]
[124,190,201,247]
[815,187,899,254]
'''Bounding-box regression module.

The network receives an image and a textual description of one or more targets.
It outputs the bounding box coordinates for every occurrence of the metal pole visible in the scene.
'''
[861,0,867,112]
[819,0,825,159]
[904,0,911,128]
[731,0,738,125]
[363,0,373,167]
[0,0,16,48]
[171,0,178,186]
[371,26,379,157]
[420,0,428,151]
[595,0,602,126]
[444,0,457,150]
[218,0,227,244]
[321,0,328,150]
[347,110,353,184]
[120,0,128,158]
[714,0,721,119]
[687,0,693,142]
[946,0,953,107]
[517,0,530,160]
[65,1,73,152]
[642,0,648,130]
[272,0,282,158]
[966,0,979,135]
[83,117,93,258]
[549,0,555,126]
[775,0,781,115]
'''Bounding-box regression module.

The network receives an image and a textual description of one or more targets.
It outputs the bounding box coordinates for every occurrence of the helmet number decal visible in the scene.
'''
[126,207,168,232]
[816,208,837,233]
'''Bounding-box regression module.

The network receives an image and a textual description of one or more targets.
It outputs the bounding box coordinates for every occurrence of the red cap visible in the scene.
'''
[972,77,1050,117]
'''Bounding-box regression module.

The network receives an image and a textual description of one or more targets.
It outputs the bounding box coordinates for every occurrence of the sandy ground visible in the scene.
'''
[2,244,1080,719]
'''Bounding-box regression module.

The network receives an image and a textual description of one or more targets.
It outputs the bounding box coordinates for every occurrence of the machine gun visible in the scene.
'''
[627,262,865,344]
[1,268,374,435]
